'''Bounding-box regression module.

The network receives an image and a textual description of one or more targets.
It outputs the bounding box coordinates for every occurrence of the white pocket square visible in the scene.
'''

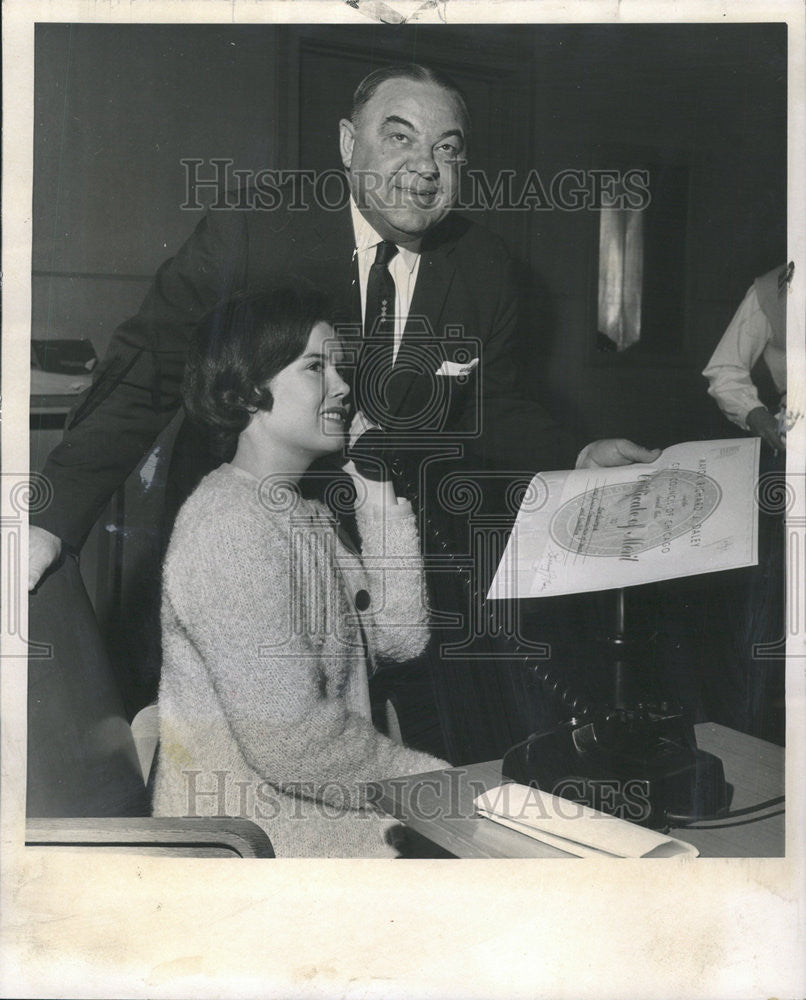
[435,358,479,377]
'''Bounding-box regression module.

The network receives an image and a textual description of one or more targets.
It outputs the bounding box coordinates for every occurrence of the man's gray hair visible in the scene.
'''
[350,63,471,136]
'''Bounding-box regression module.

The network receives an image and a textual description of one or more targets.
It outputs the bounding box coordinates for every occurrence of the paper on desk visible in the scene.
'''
[488,438,759,599]
[474,784,699,858]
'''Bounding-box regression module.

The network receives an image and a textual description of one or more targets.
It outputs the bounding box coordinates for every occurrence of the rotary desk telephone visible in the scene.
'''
[500,587,729,829]
[349,430,730,831]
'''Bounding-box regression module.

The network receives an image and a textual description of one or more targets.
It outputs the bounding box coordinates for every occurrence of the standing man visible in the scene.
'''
[700,263,792,742]
[29,63,658,757]
[703,263,792,452]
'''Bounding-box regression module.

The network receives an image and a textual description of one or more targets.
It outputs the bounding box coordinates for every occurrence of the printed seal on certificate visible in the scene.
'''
[489,438,760,599]
[550,469,722,558]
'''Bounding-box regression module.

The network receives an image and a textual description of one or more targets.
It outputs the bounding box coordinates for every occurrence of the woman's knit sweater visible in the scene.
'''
[152,464,448,857]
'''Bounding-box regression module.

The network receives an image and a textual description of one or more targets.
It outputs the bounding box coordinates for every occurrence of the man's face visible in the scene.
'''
[339,78,467,245]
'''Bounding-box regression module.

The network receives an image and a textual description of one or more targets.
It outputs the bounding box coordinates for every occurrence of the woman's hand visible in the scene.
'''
[348,409,379,450]
[344,410,397,508]
[346,410,391,481]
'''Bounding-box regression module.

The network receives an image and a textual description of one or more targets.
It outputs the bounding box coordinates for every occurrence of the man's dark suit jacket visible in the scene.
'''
[34,196,574,549]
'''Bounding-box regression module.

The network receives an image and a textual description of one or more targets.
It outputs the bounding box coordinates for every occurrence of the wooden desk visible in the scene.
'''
[375,723,784,858]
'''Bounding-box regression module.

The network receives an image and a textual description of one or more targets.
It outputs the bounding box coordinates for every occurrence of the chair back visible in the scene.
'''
[27,556,275,858]
[27,555,150,817]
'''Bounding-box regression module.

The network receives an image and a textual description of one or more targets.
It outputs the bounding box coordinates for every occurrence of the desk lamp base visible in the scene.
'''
[501,707,730,829]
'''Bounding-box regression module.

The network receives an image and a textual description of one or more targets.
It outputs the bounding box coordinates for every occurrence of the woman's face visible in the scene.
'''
[253,321,350,464]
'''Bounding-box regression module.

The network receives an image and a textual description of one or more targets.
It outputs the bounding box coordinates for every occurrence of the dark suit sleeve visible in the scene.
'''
[457,235,580,474]
[32,208,249,549]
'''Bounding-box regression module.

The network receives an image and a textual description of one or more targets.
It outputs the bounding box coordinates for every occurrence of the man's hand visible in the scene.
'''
[28,526,62,591]
[577,438,662,470]
[746,406,786,452]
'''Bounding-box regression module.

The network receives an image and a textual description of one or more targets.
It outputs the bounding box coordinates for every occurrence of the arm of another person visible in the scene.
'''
[703,285,771,429]
[30,207,250,562]
[702,284,784,451]
[165,509,448,809]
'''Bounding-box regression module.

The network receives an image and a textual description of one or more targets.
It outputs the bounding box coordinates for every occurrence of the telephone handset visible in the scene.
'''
[346,428,395,483]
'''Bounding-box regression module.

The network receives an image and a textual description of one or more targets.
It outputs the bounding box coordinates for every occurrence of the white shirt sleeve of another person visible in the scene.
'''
[702,284,771,430]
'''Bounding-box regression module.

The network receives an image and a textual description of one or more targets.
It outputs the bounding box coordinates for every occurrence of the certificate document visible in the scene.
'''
[488,439,760,599]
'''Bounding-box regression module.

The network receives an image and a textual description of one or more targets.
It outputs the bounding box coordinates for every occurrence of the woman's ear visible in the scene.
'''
[247,385,272,414]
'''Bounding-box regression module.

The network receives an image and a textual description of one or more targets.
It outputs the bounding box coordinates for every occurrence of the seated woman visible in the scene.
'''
[151,285,449,857]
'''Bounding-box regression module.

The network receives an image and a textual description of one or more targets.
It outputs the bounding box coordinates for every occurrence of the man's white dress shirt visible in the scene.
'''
[348,198,592,469]
[350,199,421,363]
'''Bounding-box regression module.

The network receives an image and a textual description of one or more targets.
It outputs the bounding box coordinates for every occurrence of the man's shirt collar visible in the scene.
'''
[349,197,420,274]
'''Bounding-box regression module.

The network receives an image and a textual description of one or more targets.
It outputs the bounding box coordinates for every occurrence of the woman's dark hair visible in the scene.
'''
[183,283,332,460]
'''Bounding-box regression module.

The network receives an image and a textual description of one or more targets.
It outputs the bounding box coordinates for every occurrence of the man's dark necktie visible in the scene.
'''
[358,240,398,425]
